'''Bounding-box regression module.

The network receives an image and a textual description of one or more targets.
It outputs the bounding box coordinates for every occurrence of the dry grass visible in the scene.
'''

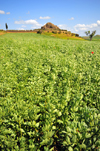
[42,32,85,40]
[0,31,7,35]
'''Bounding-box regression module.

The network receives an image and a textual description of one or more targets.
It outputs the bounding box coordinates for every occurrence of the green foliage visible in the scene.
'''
[0,33,100,150]
[85,31,90,36]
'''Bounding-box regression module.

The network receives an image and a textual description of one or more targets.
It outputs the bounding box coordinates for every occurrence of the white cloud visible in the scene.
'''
[91,23,98,27]
[0,10,10,15]
[69,17,74,20]
[22,25,26,27]
[74,23,98,32]
[39,16,51,19]
[14,19,42,26]
[6,12,10,14]
[75,29,78,32]
[97,20,100,26]
[58,21,100,36]
[15,19,42,29]
[26,11,30,14]
[75,24,85,28]
[0,10,5,14]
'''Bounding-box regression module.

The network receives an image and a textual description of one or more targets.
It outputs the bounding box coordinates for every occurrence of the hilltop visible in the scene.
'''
[41,22,60,30]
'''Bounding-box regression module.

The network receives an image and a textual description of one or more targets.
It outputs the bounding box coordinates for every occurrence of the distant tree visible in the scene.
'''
[5,23,8,30]
[75,34,79,37]
[85,30,96,41]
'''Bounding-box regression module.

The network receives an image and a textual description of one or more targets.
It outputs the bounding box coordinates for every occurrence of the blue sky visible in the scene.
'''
[0,0,100,36]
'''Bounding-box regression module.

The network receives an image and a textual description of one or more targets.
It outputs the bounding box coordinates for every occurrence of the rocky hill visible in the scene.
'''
[41,22,60,30]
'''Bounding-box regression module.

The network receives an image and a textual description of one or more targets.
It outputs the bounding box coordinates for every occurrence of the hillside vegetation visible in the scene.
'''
[37,22,83,40]
[0,33,100,151]
[41,31,85,40]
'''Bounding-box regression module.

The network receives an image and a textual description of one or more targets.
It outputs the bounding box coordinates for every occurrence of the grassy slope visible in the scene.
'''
[42,32,85,40]
[93,35,100,41]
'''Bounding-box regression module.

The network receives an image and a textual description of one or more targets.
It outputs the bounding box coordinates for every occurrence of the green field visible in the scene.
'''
[0,33,100,151]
